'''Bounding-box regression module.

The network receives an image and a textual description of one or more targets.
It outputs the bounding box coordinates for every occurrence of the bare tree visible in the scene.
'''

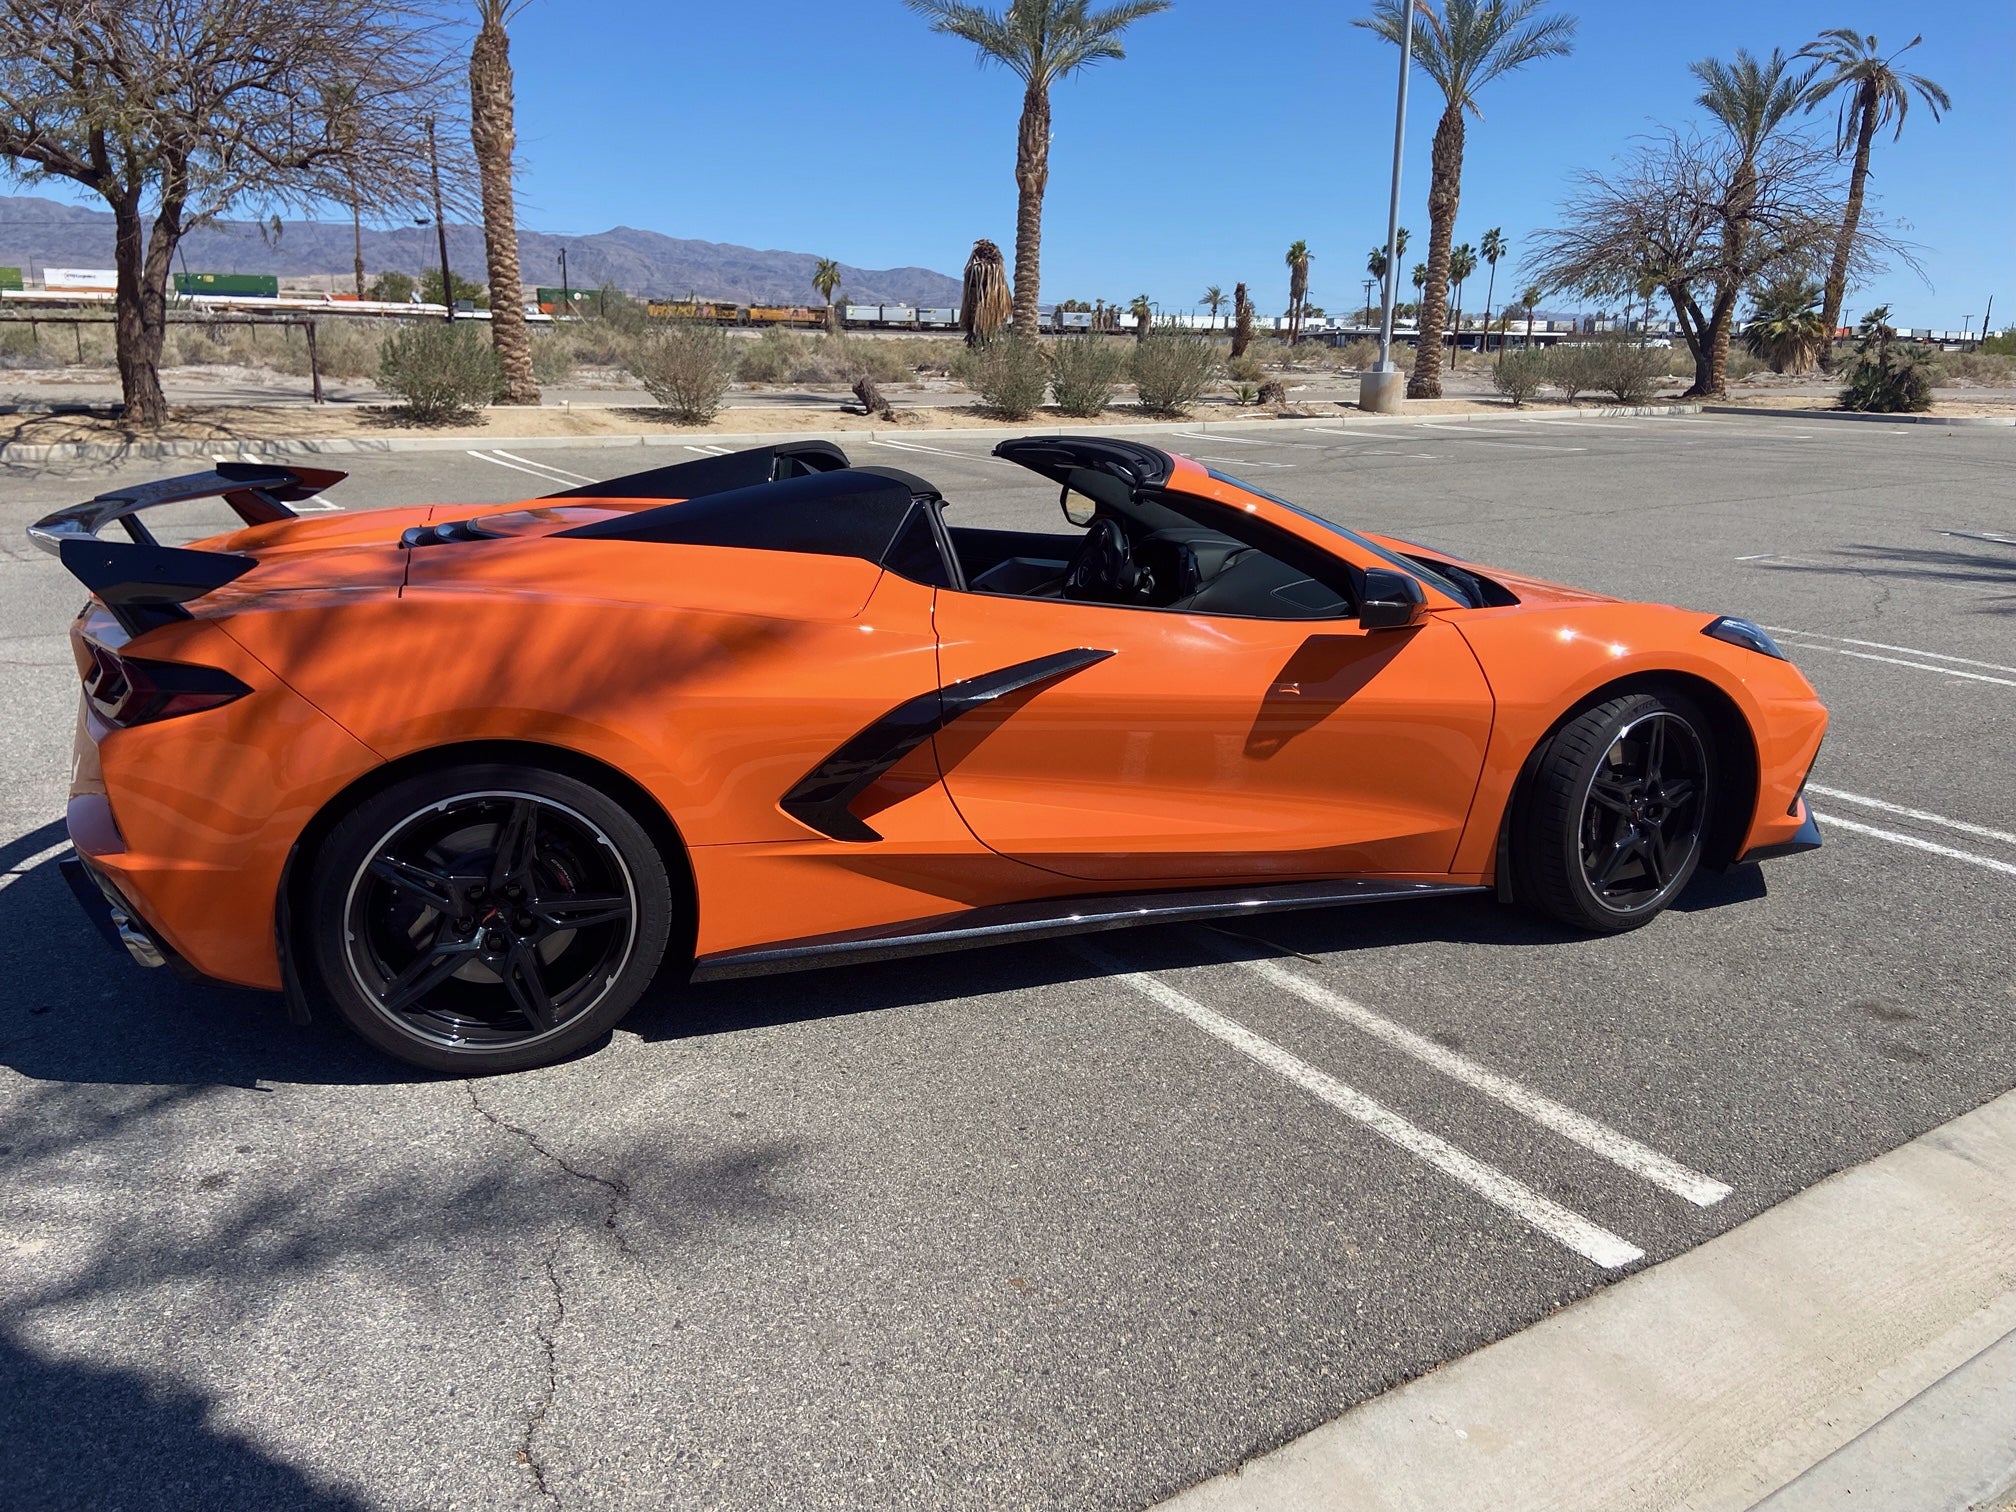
[0,0,459,425]
[1525,127,1900,397]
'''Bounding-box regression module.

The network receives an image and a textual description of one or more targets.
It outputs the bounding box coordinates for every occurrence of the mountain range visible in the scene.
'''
[0,195,961,307]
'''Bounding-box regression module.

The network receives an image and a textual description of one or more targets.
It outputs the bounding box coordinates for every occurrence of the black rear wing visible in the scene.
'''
[28,462,345,638]
[26,461,346,555]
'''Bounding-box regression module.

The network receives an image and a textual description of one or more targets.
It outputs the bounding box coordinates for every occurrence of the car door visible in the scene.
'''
[930,567,1495,884]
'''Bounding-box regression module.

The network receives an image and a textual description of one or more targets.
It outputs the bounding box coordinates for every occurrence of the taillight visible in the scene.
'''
[82,642,251,728]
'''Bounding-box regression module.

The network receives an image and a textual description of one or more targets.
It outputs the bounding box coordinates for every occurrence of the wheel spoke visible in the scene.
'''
[502,940,557,1031]
[489,800,538,890]
[532,893,630,932]
[379,938,482,1014]
[1645,716,1668,781]
[1588,777,1636,815]
[1661,778,1698,811]
[369,856,460,915]
[1594,833,1639,887]
[1640,831,1668,887]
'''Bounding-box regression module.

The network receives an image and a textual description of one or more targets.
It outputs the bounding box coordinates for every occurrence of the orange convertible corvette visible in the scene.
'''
[35,438,1826,1071]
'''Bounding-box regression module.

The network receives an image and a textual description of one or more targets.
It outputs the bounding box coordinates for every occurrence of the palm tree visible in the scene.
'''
[1284,240,1312,345]
[1799,30,1949,367]
[1356,0,1575,398]
[1129,292,1153,339]
[1202,284,1225,329]
[1688,47,1811,394]
[1478,227,1505,354]
[813,256,843,333]
[1231,281,1254,357]
[1521,282,1542,348]
[907,0,1172,333]
[1743,277,1829,373]
[961,238,1012,345]
[1447,241,1477,368]
[1366,227,1409,328]
[470,0,539,405]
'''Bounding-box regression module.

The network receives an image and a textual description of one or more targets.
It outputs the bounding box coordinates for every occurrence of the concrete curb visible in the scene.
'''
[0,403,1705,466]
[1705,404,2016,428]
[1153,1087,2016,1512]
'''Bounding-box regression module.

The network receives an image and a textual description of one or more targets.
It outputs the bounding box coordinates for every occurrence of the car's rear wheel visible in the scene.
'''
[307,764,673,1073]
[1514,692,1714,933]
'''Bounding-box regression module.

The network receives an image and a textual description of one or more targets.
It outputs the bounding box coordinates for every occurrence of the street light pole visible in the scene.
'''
[1362,0,1414,411]
[427,117,453,323]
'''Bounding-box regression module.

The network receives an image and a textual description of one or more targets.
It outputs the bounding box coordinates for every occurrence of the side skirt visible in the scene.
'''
[688,877,1489,982]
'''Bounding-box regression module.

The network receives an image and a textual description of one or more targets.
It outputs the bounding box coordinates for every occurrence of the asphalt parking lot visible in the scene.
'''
[2,413,2012,1510]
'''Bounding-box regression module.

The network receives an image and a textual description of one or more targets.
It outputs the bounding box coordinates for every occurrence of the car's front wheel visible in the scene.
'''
[306,764,674,1073]
[1514,692,1715,933]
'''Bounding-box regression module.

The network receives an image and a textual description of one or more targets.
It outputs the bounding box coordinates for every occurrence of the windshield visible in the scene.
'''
[1203,468,1474,606]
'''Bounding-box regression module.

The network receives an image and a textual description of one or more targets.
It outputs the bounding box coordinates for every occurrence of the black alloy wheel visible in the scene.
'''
[1515,692,1716,933]
[309,766,674,1072]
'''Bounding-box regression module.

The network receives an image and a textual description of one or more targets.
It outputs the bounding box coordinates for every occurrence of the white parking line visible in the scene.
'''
[1805,785,2016,849]
[491,449,596,484]
[1775,641,2016,689]
[1815,813,2016,879]
[0,841,71,894]
[1765,629,2016,678]
[683,444,732,456]
[235,452,339,509]
[1191,454,1296,468]
[1219,951,1732,1206]
[1076,943,1644,1269]
[869,437,1011,465]
[465,449,579,486]
[1943,530,2016,548]
[1446,440,1588,453]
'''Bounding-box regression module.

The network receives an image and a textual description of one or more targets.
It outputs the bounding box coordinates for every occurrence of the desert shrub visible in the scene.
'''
[1938,351,2014,385]
[308,320,387,380]
[628,319,737,422]
[1224,350,1266,383]
[953,334,1048,419]
[1048,335,1127,416]
[827,335,910,385]
[902,337,966,374]
[1584,340,1667,405]
[1491,349,1549,407]
[1246,338,1291,368]
[0,323,60,369]
[171,326,230,366]
[559,320,634,368]
[1664,346,1697,377]
[529,334,576,386]
[377,320,501,421]
[1724,349,1764,382]
[1337,338,1380,369]
[1546,343,1600,402]
[1979,330,2015,356]
[1838,319,1937,414]
[1131,325,1220,414]
[736,325,810,384]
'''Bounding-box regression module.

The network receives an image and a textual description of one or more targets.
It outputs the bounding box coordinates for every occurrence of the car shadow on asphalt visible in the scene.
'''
[645,867,1770,1044]
[0,811,1768,1086]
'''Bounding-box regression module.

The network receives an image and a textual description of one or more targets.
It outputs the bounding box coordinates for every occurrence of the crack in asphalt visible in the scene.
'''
[518,1252,563,1510]
[463,1081,633,1253]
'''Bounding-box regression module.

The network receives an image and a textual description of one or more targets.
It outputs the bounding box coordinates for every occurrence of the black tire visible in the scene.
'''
[1513,692,1715,933]
[306,763,674,1073]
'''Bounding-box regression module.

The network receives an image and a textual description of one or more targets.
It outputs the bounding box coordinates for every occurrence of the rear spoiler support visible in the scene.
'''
[27,462,344,637]
[26,461,346,555]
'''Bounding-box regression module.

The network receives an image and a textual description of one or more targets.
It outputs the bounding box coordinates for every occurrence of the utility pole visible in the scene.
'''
[1362,0,1414,412]
[427,117,453,322]
[1362,277,1375,329]
[558,247,570,315]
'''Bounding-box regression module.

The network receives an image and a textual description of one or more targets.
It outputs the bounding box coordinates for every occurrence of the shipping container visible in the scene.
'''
[174,272,279,298]
[0,266,21,291]
[44,267,117,292]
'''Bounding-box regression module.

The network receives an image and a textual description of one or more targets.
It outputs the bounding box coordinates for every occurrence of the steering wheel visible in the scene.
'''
[1063,517,1142,602]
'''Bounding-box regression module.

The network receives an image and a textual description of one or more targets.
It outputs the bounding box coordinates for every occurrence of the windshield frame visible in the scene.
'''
[1202,467,1475,607]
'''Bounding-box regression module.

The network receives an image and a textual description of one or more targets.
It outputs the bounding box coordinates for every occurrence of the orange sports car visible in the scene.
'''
[34,438,1826,1071]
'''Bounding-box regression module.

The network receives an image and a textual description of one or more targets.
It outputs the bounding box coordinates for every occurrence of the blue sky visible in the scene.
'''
[33,0,2016,327]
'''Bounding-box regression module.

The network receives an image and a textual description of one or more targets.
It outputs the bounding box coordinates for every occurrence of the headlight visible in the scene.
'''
[1703,616,1787,660]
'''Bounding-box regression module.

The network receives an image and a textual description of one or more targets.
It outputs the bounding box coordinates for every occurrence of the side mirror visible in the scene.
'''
[1358,567,1427,630]
[1059,485,1098,529]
